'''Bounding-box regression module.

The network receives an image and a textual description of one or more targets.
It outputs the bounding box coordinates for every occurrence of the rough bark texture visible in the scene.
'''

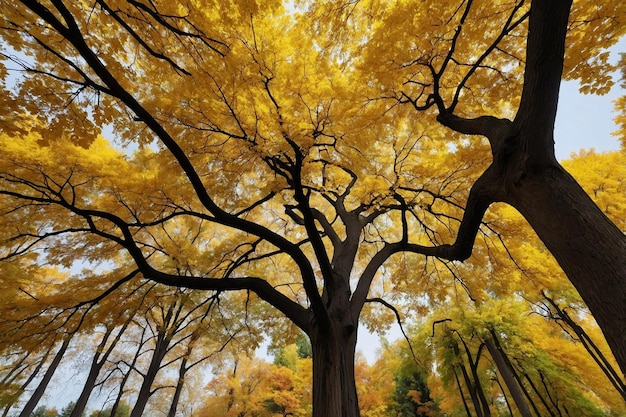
[309,313,359,417]
[509,168,626,376]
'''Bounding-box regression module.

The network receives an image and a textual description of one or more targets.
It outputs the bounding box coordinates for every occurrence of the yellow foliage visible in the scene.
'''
[0,1,624,414]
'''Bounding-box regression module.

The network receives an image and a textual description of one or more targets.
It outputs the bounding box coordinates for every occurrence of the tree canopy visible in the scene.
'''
[1,0,625,416]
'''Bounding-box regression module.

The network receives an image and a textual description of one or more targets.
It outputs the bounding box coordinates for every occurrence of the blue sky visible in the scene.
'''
[554,36,625,160]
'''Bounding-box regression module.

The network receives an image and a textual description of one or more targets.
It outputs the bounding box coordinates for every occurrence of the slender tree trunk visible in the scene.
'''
[465,344,490,417]
[70,328,114,417]
[542,293,626,400]
[71,311,135,417]
[128,330,170,417]
[109,329,145,417]
[453,366,474,417]
[492,375,514,417]
[450,338,487,417]
[309,318,359,417]
[18,334,72,417]
[523,372,556,417]
[166,355,189,417]
[2,343,53,417]
[484,335,532,417]
[539,371,563,417]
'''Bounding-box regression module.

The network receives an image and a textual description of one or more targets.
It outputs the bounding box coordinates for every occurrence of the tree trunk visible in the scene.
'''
[451,341,486,417]
[523,372,557,417]
[70,328,114,417]
[18,334,72,417]
[509,166,626,378]
[166,355,188,417]
[2,345,53,417]
[484,334,532,417]
[71,312,135,417]
[452,367,475,417]
[309,319,359,417]
[505,0,626,377]
[433,0,626,377]
[541,293,626,400]
[492,375,514,417]
[128,331,170,417]
[109,329,145,417]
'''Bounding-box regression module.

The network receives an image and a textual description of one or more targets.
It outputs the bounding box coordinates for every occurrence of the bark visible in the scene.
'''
[309,314,359,417]
[523,372,557,417]
[539,371,563,417]
[448,338,487,417]
[71,312,135,417]
[1,345,53,417]
[166,353,189,417]
[129,327,171,417]
[484,335,532,417]
[465,345,490,417]
[109,328,146,417]
[18,333,73,417]
[453,367,475,417]
[508,167,626,379]
[492,375,514,417]
[512,0,626,375]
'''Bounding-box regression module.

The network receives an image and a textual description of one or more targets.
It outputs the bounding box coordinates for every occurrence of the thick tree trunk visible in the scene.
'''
[508,0,626,377]
[508,165,626,378]
[309,319,360,417]
[436,0,626,377]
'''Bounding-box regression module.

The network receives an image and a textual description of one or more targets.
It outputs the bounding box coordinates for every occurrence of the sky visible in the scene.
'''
[554,36,625,160]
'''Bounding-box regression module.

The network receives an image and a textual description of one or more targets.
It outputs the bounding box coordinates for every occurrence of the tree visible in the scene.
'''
[88,402,130,417]
[423,296,625,417]
[389,361,435,417]
[58,402,81,417]
[29,406,58,417]
[1,1,625,417]
[356,0,626,374]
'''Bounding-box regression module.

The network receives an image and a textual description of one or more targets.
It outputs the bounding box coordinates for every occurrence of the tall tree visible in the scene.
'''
[358,0,626,373]
[1,1,625,416]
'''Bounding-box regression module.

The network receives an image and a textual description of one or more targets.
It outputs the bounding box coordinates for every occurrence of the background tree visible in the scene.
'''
[88,402,130,417]
[388,359,435,417]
